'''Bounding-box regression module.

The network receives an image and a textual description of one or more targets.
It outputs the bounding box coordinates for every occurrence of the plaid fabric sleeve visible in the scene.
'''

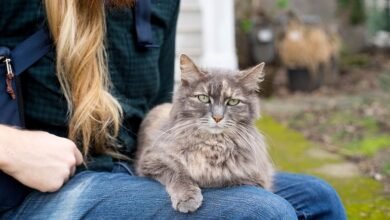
[151,0,180,106]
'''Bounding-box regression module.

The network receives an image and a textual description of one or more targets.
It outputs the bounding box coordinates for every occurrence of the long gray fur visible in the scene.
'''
[135,54,274,213]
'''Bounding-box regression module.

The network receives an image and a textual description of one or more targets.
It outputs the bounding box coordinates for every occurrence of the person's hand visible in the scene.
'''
[0,125,83,192]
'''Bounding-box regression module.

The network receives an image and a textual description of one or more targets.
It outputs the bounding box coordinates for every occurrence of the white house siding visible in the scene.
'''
[175,0,238,83]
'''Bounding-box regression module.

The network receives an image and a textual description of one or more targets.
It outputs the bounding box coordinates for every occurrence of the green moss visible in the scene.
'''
[329,112,377,133]
[345,135,390,156]
[383,161,390,176]
[327,177,390,219]
[325,110,390,157]
[257,115,390,219]
[257,116,333,172]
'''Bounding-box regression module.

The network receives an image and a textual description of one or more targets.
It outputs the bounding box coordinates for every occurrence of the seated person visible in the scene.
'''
[0,0,346,219]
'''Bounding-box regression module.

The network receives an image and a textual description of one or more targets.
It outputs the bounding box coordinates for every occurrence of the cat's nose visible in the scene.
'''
[212,115,223,123]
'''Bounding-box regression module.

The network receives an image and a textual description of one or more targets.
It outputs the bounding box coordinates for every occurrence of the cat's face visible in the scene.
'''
[172,55,264,134]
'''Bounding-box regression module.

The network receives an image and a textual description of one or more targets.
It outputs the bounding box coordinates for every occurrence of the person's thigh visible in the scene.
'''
[273,173,346,220]
[2,171,297,220]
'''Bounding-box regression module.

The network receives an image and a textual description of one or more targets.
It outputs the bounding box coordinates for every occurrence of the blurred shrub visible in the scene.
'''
[239,19,253,34]
[339,51,370,70]
[338,0,366,25]
[366,8,387,34]
[276,0,289,9]
[278,20,339,72]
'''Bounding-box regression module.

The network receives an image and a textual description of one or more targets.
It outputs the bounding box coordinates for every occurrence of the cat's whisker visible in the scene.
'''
[150,122,194,148]
[235,125,273,166]
[198,118,209,124]
[163,122,199,141]
[236,121,251,127]
[225,120,236,127]
[157,123,193,140]
[229,128,263,168]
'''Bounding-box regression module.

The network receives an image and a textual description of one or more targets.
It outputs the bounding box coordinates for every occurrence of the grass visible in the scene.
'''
[286,105,390,158]
[383,161,390,176]
[378,71,390,92]
[328,112,390,157]
[256,115,390,219]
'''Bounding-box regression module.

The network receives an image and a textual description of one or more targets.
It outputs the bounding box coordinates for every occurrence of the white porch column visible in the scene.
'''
[199,0,238,69]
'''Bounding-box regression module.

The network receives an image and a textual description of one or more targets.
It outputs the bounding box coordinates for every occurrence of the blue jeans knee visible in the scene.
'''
[275,174,346,220]
[201,186,297,220]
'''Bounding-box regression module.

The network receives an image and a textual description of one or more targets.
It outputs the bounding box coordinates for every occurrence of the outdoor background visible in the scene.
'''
[175,0,390,219]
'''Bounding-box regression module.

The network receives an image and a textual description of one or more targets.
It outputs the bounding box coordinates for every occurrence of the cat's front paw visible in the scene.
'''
[170,186,203,213]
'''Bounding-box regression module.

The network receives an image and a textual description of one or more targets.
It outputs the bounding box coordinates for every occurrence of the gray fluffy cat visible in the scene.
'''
[135,54,274,213]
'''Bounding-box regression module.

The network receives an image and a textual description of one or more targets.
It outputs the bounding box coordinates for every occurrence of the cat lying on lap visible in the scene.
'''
[135,54,274,213]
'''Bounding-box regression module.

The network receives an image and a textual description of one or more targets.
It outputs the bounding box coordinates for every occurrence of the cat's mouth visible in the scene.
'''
[200,117,227,134]
[205,125,225,134]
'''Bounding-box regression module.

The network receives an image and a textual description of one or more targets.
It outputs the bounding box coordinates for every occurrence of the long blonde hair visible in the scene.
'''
[44,0,123,157]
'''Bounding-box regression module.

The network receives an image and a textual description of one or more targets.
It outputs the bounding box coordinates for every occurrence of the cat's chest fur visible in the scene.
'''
[177,135,249,187]
[188,138,231,166]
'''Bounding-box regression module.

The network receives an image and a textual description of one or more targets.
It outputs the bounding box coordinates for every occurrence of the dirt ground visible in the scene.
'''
[261,52,390,194]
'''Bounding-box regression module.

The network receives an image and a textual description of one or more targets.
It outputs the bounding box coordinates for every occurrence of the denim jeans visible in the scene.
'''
[1,163,346,220]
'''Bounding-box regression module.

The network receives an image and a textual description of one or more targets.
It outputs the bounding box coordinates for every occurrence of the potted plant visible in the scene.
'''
[277,12,340,92]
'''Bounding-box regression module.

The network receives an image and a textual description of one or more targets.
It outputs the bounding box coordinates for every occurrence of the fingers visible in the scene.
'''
[73,147,84,166]
[63,165,76,186]
[70,165,76,177]
[63,173,70,184]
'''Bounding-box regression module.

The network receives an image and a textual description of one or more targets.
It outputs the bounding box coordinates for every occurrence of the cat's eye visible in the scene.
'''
[227,98,240,106]
[197,95,210,103]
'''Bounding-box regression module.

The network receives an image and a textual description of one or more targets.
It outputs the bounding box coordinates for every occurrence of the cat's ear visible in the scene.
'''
[238,62,265,91]
[180,54,205,86]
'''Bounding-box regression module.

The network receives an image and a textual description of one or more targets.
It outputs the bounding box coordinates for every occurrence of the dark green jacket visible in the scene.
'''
[0,0,179,171]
